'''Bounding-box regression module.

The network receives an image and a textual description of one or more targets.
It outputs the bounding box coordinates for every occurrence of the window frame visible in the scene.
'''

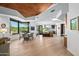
[10,18,29,35]
[19,22,29,33]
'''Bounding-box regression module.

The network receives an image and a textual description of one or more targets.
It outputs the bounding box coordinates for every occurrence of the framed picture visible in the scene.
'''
[70,16,79,30]
[31,26,35,30]
[1,23,6,28]
[51,25,55,29]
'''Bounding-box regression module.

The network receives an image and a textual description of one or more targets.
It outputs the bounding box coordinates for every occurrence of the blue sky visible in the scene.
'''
[11,21,18,27]
[11,21,28,27]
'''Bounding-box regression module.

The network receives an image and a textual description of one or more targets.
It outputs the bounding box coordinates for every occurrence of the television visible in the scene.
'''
[51,25,55,29]
[31,26,35,30]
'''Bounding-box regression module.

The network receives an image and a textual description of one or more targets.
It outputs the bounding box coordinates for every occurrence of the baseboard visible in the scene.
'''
[67,48,76,56]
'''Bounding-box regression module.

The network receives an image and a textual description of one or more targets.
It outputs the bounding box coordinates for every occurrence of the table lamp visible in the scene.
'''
[0,28,7,37]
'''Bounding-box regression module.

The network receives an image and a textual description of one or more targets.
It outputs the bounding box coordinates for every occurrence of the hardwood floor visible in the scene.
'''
[10,36,73,56]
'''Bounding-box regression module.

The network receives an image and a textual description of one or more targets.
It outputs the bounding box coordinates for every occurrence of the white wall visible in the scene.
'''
[0,16,10,38]
[66,3,79,55]
[0,15,20,40]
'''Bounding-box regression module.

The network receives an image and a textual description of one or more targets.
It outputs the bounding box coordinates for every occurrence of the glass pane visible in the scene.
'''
[10,21,18,34]
[19,23,29,33]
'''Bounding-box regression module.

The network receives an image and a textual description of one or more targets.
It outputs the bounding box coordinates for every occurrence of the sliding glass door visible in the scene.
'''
[10,18,29,34]
[19,22,29,33]
[10,20,19,34]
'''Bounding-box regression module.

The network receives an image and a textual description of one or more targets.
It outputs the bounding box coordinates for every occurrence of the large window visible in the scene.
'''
[10,18,29,34]
[19,22,29,33]
[10,20,19,34]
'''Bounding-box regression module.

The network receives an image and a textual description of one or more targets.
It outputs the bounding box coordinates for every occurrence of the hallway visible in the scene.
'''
[10,36,73,56]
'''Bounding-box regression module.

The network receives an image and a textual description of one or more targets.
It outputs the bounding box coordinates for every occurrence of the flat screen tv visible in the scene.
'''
[51,25,55,29]
[31,26,35,30]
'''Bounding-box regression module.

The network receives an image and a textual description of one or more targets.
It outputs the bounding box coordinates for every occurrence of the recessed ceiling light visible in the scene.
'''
[52,18,59,21]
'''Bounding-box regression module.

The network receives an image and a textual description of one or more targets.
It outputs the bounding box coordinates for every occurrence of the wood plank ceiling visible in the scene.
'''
[0,3,52,17]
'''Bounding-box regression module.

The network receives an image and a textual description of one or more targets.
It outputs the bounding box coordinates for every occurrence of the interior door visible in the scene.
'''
[61,24,65,36]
